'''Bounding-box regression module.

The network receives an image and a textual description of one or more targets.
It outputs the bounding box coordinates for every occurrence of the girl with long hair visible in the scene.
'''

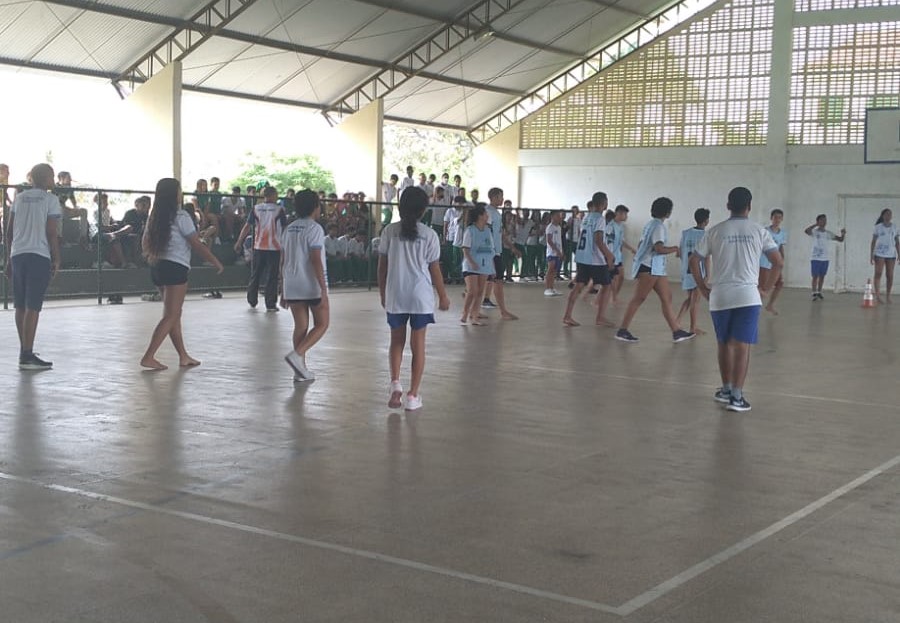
[871,208,899,303]
[141,178,223,370]
[377,187,450,411]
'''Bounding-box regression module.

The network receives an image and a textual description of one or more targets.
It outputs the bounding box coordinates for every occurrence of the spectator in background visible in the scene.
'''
[282,188,295,219]
[55,170,89,244]
[471,189,480,204]
[245,185,257,207]
[1,163,11,211]
[220,185,245,240]
[122,195,151,265]
[192,179,220,245]
[399,165,415,196]
[324,223,347,285]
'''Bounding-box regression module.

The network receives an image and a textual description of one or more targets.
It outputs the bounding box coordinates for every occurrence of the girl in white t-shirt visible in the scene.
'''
[871,208,900,303]
[140,178,223,370]
[377,187,450,411]
[616,197,694,344]
[281,190,329,382]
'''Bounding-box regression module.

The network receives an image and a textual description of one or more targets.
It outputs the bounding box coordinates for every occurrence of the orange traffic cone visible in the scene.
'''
[862,278,877,308]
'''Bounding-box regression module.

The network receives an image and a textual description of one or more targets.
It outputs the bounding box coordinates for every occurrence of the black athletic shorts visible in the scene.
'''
[574,263,611,286]
[284,298,322,307]
[488,255,503,282]
[151,260,189,286]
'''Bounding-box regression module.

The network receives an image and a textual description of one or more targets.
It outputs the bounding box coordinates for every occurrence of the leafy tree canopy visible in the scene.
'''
[382,124,475,185]
[230,153,335,194]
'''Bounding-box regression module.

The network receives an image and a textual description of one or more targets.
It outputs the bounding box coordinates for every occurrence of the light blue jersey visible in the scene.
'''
[680,227,706,289]
[760,226,787,269]
[606,219,625,265]
[574,212,607,266]
[631,218,667,278]
[461,224,496,275]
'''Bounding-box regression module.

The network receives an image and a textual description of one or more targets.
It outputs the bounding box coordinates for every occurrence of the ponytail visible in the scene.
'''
[398,186,428,241]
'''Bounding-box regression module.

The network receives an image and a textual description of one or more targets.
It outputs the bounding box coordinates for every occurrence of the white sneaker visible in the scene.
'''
[544,288,558,297]
[405,393,423,411]
[293,373,315,383]
[389,380,403,409]
[284,350,311,379]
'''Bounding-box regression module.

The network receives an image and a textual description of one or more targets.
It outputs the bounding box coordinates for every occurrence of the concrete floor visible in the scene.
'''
[1,283,899,622]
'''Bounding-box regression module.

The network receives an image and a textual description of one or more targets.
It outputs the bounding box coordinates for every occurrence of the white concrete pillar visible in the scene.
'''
[328,99,384,201]
[122,61,182,187]
[474,123,520,205]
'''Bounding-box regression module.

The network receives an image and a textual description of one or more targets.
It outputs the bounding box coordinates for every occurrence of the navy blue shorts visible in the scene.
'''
[386,313,435,330]
[11,253,52,312]
[711,305,761,344]
[810,260,829,277]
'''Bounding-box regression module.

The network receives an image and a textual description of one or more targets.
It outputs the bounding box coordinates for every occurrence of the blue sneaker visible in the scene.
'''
[615,328,638,343]
[714,388,732,404]
[726,396,751,412]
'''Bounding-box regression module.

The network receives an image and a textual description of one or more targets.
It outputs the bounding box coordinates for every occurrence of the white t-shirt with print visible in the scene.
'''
[160,209,198,268]
[810,228,836,261]
[281,218,326,300]
[873,222,898,258]
[545,222,562,257]
[379,222,441,314]
[10,189,62,259]
[694,217,777,311]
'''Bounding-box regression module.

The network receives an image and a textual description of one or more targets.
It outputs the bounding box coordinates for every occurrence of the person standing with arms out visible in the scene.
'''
[562,192,615,327]
[282,190,329,383]
[759,208,787,314]
[871,208,899,303]
[691,187,782,412]
[234,186,287,311]
[140,178,224,370]
[484,187,518,319]
[616,197,694,344]
[378,187,450,411]
[543,210,564,296]
[804,214,845,301]
[5,163,60,370]
[676,208,710,335]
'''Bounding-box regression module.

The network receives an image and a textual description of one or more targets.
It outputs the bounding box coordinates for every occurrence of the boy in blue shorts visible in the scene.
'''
[676,208,710,335]
[691,187,782,412]
[804,214,845,301]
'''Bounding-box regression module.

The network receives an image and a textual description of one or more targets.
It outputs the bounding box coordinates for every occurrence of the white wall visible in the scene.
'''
[519,145,900,289]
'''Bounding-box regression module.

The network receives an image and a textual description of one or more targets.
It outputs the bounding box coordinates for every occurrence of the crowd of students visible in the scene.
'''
[4,161,898,413]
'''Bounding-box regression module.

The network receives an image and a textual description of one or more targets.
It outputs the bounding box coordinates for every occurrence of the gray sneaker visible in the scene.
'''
[19,353,52,370]
[615,328,639,343]
[672,330,696,343]
[714,388,732,403]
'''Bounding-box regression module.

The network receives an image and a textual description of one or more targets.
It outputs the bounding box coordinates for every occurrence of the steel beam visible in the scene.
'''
[579,0,652,18]
[323,0,532,124]
[349,0,582,57]
[40,0,520,96]
[468,0,720,143]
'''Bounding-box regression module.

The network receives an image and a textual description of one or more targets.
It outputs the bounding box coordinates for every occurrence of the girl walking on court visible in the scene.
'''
[282,190,330,382]
[459,205,495,325]
[141,178,223,370]
[615,197,694,344]
[378,187,450,411]
[871,208,899,303]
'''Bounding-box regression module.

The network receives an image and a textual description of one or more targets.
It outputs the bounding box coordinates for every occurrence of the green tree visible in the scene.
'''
[383,124,475,183]
[230,153,335,194]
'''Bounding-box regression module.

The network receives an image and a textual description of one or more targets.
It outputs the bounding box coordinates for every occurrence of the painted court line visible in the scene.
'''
[0,472,621,616]
[4,452,899,618]
[616,451,900,616]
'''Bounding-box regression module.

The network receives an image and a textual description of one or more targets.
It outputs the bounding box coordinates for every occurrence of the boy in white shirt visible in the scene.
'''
[543,210,564,296]
[323,224,347,284]
[691,187,782,412]
[804,214,845,300]
[282,190,329,382]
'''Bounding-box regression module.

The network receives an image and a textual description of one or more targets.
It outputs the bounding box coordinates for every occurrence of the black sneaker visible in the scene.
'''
[615,328,639,343]
[726,396,751,412]
[19,353,52,370]
[714,388,732,404]
[672,329,696,343]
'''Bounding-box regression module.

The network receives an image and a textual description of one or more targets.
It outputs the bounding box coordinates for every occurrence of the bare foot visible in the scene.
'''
[501,312,519,320]
[765,304,779,315]
[563,317,580,327]
[460,317,468,325]
[477,313,488,319]
[140,357,168,370]
[470,318,486,326]
[887,295,893,304]
[875,294,884,304]
[690,327,707,335]
[595,317,615,327]
[180,356,201,367]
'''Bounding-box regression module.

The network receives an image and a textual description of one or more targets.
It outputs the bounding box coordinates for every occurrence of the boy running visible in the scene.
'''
[676,208,710,334]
